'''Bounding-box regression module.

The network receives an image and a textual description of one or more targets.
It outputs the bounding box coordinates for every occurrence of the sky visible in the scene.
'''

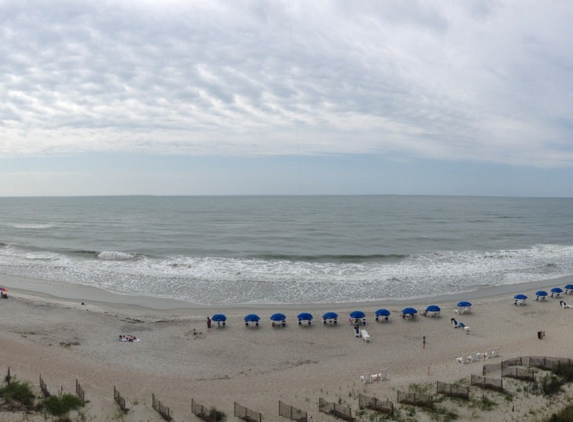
[1,0,573,197]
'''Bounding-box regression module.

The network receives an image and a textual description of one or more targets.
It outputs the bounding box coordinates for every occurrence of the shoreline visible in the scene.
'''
[3,272,573,311]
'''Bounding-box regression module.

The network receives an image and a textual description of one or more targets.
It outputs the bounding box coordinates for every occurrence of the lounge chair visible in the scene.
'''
[470,351,482,362]
[354,328,361,338]
[360,373,373,384]
[489,347,500,358]
[376,369,388,381]
[361,370,388,383]
[561,301,572,309]
[361,329,370,342]
[457,354,471,364]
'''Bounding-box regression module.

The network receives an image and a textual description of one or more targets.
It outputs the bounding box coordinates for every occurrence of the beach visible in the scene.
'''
[2,276,573,421]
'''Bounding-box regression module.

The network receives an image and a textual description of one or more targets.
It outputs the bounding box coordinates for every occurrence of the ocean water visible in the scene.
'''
[1,195,573,305]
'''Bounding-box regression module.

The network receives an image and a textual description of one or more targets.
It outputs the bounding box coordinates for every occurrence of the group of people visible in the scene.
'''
[118,334,139,342]
[0,291,7,299]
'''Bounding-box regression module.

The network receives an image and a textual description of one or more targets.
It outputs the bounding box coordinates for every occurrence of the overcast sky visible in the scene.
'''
[1,0,573,197]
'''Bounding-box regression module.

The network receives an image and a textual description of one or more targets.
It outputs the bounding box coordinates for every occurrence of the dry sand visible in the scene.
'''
[1,277,573,421]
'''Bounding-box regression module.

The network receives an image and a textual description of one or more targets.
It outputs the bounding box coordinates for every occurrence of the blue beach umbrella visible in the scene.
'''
[322,311,338,325]
[270,313,286,322]
[244,314,260,322]
[565,284,573,290]
[426,305,440,312]
[514,294,527,300]
[551,287,563,293]
[297,312,313,321]
[402,307,417,315]
[349,310,366,319]
[457,301,472,308]
[212,314,227,322]
[535,291,548,297]
[375,309,391,317]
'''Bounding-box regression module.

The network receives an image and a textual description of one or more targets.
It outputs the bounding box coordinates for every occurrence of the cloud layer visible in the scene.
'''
[1,0,573,167]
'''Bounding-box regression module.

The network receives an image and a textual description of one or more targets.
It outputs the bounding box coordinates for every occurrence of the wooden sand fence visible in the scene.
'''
[358,393,393,414]
[75,379,85,405]
[483,362,502,375]
[192,398,222,422]
[436,381,470,399]
[152,393,173,421]
[278,400,308,422]
[234,401,262,422]
[470,374,503,391]
[39,374,50,397]
[318,398,354,422]
[5,366,11,384]
[526,356,573,370]
[502,357,523,368]
[114,386,128,412]
[502,366,536,381]
[396,390,433,407]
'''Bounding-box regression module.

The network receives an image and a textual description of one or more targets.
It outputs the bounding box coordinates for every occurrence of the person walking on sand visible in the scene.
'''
[207,317,212,332]
[423,336,426,349]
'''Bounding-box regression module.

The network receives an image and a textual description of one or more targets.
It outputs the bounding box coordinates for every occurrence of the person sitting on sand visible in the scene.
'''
[193,329,198,335]
[1,291,7,299]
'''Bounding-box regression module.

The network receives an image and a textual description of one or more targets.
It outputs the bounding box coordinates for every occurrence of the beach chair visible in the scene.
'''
[489,347,500,358]
[360,373,373,384]
[370,370,388,382]
[470,351,482,362]
[456,354,471,364]
[361,329,370,342]
[463,326,470,335]
[376,369,388,381]
[354,328,361,338]
[561,301,572,309]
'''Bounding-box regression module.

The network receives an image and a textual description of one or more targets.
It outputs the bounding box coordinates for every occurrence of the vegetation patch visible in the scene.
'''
[44,392,84,416]
[0,379,36,410]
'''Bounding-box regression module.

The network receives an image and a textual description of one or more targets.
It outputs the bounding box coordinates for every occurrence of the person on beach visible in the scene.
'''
[423,336,426,349]
[207,317,212,332]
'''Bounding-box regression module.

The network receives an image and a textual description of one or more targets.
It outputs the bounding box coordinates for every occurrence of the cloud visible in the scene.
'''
[0,0,572,167]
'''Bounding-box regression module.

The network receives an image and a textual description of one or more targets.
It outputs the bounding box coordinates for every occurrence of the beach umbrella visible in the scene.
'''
[457,301,472,308]
[349,310,366,319]
[514,294,527,300]
[0,287,6,292]
[375,309,390,317]
[535,291,548,298]
[551,287,563,293]
[402,307,417,315]
[426,305,440,312]
[212,314,227,322]
[297,312,313,321]
[244,314,260,322]
[565,284,573,290]
[322,312,338,320]
[270,313,286,322]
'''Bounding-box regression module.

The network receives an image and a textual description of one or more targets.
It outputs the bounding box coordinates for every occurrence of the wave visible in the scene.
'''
[96,251,136,261]
[250,253,409,263]
[5,223,54,229]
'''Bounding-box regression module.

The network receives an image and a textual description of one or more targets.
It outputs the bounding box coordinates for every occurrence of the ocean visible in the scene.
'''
[1,195,573,305]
